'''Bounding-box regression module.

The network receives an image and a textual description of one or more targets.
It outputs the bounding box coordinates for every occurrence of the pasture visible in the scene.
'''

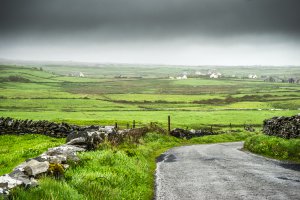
[0,65,299,129]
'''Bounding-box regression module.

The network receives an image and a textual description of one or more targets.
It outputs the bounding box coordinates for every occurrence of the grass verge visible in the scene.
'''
[0,134,65,175]
[244,134,300,163]
[10,130,255,200]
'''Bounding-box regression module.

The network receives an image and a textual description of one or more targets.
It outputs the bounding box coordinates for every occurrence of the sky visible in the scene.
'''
[0,0,300,66]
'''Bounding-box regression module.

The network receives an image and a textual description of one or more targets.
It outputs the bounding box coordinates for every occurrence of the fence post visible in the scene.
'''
[133,120,136,129]
[127,123,129,129]
[168,115,171,134]
[115,122,118,129]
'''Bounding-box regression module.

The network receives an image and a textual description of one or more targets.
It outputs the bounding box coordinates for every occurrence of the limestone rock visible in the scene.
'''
[23,160,49,177]
[66,137,86,146]
[0,174,23,190]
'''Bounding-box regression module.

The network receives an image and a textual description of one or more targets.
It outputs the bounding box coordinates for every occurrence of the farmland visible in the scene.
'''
[0,64,299,129]
[1,64,300,199]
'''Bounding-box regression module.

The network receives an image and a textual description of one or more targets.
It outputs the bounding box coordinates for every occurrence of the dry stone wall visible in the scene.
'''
[0,120,150,196]
[263,115,300,139]
[0,117,102,138]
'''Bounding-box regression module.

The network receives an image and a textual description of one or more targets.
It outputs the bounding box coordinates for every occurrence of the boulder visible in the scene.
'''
[66,137,86,146]
[0,174,23,190]
[66,131,105,150]
[23,160,49,177]
[46,144,86,162]
[9,169,37,188]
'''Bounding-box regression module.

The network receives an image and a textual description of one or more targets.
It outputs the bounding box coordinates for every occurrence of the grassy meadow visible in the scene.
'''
[10,131,257,200]
[0,65,299,129]
[0,64,299,199]
[0,134,64,175]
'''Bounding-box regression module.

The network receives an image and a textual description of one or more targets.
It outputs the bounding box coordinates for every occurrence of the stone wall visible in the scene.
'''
[0,121,150,196]
[263,115,300,139]
[170,128,216,139]
[0,117,102,138]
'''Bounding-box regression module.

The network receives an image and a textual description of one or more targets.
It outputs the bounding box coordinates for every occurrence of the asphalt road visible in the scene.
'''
[155,142,300,200]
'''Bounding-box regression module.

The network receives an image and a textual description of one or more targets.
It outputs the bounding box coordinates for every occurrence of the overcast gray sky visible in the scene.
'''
[0,0,299,65]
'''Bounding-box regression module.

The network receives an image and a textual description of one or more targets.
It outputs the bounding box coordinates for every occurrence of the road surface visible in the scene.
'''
[155,142,300,200]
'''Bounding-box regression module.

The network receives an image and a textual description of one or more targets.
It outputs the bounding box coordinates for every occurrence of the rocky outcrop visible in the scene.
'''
[263,115,300,139]
[170,128,215,139]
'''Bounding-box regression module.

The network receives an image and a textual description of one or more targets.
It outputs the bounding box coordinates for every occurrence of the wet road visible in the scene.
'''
[155,142,300,200]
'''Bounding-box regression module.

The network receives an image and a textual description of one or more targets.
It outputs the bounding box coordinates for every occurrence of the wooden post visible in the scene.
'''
[127,123,129,129]
[133,120,136,129]
[168,115,171,134]
[115,122,118,129]
[210,125,213,133]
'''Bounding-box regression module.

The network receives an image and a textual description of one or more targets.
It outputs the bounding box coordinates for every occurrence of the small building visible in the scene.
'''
[210,73,220,79]
[79,72,85,77]
[169,76,175,80]
[248,74,258,79]
[176,75,188,80]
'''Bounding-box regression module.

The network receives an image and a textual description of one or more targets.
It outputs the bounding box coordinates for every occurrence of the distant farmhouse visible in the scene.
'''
[210,72,221,79]
[79,72,85,77]
[248,74,258,79]
[176,75,188,80]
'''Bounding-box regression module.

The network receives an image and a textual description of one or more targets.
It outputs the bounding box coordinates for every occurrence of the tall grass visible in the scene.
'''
[244,134,300,163]
[11,131,255,200]
[0,134,65,175]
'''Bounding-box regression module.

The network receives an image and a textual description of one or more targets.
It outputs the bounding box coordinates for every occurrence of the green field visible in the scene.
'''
[0,134,64,175]
[0,65,299,129]
[0,64,299,199]
[10,131,256,200]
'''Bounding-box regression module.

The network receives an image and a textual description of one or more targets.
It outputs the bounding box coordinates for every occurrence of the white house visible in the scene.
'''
[176,75,188,80]
[248,74,257,79]
[210,73,220,79]
[79,72,85,77]
[182,75,188,79]
[169,76,175,80]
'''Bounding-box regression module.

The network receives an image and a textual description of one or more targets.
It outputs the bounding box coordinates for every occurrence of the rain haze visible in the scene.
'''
[0,0,300,65]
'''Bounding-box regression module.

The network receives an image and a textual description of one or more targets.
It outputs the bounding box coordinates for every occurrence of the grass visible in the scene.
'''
[244,134,300,163]
[10,131,256,200]
[0,134,65,175]
[1,65,299,129]
[1,110,298,130]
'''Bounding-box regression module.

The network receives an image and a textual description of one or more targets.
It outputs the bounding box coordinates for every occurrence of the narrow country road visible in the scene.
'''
[155,142,300,200]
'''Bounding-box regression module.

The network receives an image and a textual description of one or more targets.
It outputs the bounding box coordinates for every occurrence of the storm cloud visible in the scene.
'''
[0,0,300,65]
